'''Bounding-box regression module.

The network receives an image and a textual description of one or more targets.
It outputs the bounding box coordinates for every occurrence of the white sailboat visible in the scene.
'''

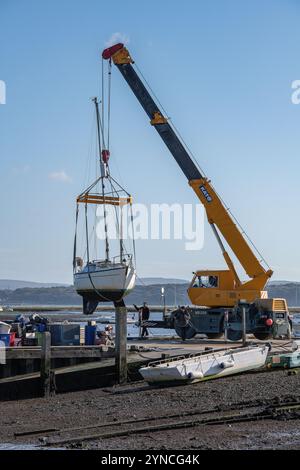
[73,95,136,313]
[74,255,136,303]
[139,344,270,385]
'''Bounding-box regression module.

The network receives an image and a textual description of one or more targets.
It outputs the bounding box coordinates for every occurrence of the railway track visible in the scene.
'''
[13,395,300,447]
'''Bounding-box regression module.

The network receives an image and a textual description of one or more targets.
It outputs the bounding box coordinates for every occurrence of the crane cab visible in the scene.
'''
[188,270,268,308]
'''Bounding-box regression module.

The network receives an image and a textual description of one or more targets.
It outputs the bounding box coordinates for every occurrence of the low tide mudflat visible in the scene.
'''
[1,367,300,450]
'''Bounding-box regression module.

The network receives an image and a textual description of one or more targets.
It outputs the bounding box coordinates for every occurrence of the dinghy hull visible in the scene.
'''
[139,345,269,385]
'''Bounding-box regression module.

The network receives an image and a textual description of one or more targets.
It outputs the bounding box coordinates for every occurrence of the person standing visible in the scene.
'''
[134,302,150,338]
[174,306,190,341]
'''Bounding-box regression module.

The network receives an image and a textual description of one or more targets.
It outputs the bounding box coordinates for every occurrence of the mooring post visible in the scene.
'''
[224,310,228,343]
[114,300,127,384]
[40,331,52,397]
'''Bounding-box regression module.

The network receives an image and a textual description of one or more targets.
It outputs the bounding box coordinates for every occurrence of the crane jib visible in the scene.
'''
[116,62,202,181]
[104,45,273,289]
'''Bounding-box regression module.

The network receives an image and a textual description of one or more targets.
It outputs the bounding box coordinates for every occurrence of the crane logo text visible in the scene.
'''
[199,185,212,203]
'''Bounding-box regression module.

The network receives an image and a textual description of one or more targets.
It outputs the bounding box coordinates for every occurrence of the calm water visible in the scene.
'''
[11,310,300,338]
[15,309,175,338]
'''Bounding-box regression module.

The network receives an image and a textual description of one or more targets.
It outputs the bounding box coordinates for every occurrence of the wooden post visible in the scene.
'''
[40,332,53,397]
[114,300,127,384]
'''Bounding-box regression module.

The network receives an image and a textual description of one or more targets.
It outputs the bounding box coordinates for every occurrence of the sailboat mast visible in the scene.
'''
[119,206,123,261]
[93,97,110,262]
[93,97,106,178]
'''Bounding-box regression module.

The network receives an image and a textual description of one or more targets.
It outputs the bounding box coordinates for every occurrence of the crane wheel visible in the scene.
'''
[175,325,196,340]
[253,332,272,341]
[227,329,243,342]
[206,333,223,339]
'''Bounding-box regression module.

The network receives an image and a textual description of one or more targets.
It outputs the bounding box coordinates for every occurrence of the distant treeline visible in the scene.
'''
[266,283,300,307]
[0,282,299,307]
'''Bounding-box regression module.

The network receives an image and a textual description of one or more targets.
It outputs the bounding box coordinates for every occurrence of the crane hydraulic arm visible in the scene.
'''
[102,43,273,307]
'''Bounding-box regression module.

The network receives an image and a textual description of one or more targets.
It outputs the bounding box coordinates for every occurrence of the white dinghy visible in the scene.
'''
[139,344,270,385]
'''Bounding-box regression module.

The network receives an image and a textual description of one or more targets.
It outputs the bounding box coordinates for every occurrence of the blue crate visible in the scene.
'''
[0,334,10,347]
[36,324,47,333]
[85,325,96,345]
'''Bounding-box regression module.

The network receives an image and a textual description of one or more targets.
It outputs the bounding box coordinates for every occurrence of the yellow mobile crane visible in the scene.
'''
[102,44,290,340]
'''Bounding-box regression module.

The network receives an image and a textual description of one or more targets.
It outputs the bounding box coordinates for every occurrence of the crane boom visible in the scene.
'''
[104,46,201,181]
[102,44,273,304]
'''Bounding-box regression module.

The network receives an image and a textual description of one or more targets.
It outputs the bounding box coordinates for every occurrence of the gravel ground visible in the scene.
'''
[1,368,300,450]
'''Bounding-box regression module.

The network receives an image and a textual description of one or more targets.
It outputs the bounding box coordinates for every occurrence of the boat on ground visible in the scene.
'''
[139,344,270,385]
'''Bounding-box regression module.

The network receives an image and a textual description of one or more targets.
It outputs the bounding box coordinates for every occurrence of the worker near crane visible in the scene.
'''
[134,302,150,338]
[174,306,191,342]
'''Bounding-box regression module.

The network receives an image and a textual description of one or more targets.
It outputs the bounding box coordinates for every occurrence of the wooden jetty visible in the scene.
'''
[0,333,295,401]
[0,337,195,400]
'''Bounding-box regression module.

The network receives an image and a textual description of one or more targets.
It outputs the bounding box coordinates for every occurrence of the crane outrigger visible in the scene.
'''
[102,43,290,340]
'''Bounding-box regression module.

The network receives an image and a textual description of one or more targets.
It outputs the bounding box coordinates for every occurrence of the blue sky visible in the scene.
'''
[0,0,300,283]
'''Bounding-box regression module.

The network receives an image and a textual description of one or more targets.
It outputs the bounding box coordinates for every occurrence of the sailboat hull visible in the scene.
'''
[74,262,136,303]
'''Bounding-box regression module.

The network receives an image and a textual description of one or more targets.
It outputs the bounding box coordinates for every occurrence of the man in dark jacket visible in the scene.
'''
[173,306,191,341]
[134,302,150,338]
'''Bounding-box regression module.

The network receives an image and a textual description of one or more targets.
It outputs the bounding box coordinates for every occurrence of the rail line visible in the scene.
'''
[13,395,300,447]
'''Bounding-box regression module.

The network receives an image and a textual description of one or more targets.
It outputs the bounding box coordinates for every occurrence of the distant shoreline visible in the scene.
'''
[0,305,170,313]
[1,305,299,313]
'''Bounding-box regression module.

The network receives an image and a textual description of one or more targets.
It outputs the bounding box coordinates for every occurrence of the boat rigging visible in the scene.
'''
[73,75,136,314]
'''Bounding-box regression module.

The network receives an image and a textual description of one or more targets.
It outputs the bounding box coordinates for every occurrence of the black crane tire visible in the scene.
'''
[174,325,197,340]
[206,332,223,339]
[253,332,272,341]
[227,329,243,342]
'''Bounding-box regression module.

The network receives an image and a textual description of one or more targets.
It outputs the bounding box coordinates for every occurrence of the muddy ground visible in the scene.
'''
[1,368,300,450]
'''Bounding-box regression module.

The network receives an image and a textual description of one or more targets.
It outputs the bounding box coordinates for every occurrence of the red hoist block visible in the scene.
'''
[102,149,110,164]
[102,43,124,60]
